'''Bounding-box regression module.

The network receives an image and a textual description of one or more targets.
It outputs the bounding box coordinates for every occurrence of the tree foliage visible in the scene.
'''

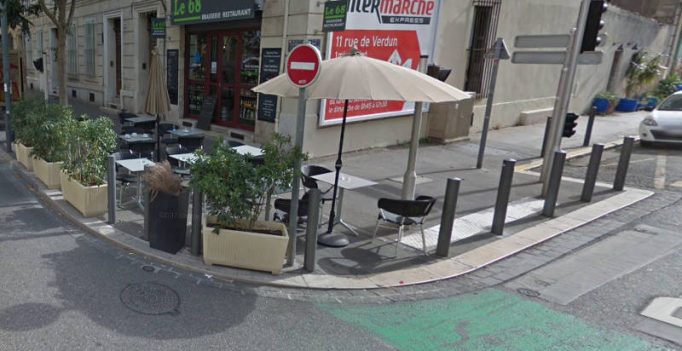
[2,0,42,35]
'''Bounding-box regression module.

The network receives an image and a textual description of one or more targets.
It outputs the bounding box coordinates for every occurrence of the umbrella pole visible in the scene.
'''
[326,99,349,234]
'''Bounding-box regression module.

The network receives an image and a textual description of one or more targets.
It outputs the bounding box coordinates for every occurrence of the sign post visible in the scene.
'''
[476,38,510,169]
[285,44,321,266]
[1,2,11,152]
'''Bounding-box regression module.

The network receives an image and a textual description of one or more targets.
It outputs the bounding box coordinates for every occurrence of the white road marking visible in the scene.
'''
[654,152,667,190]
[400,197,545,251]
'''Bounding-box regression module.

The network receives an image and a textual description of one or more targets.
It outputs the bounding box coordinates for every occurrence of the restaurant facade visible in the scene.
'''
[23,0,676,157]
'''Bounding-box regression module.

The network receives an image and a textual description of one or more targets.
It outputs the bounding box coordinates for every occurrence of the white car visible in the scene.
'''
[639,91,682,146]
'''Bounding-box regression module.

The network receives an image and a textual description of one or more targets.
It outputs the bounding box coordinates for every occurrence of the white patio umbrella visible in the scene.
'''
[253,51,469,246]
[145,47,171,161]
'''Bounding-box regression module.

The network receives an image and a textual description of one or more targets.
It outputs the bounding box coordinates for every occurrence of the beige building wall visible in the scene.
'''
[435,0,674,133]
[21,0,677,158]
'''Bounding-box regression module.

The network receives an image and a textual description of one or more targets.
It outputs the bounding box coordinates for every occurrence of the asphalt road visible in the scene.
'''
[2,138,681,350]
[501,141,682,350]
[0,155,395,351]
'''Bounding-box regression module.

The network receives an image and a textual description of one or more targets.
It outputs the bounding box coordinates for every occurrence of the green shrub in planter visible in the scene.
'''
[190,133,305,231]
[62,116,117,186]
[10,98,46,147]
[31,104,74,163]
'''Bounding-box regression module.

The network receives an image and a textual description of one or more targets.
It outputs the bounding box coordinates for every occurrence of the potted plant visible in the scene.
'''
[619,52,663,112]
[10,98,46,170]
[31,104,74,189]
[143,161,189,254]
[593,91,619,115]
[190,134,303,275]
[60,116,117,217]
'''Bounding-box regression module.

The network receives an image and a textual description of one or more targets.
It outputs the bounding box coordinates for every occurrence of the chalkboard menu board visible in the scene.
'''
[196,96,216,131]
[257,48,282,123]
[166,49,179,105]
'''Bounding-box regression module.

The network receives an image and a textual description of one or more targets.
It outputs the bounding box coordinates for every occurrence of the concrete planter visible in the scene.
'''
[60,171,108,217]
[202,218,289,275]
[33,158,63,190]
[15,143,34,171]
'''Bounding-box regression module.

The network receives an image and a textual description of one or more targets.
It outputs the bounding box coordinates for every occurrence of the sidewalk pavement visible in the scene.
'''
[0,109,653,289]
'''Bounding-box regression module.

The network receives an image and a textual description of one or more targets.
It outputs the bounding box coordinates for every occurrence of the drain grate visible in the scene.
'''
[120,282,180,315]
[517,288,541,298]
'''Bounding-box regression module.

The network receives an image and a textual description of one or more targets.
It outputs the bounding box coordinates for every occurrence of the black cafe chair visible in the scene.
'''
[273,192,311,228]
[128,140,156,159]
[372,196,436,256]
[111,150,138,207]
[178,135,205,152]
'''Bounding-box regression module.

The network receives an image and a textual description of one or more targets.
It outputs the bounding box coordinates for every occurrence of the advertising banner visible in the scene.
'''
[320,0,440,126]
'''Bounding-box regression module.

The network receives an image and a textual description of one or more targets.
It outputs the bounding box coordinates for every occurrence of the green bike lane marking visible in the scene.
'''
[320,289,668,351]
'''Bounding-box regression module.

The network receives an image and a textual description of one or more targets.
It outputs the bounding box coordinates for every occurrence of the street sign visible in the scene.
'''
[512,51,603,65]
[322,0,348,32]
[514,34,571,48]
[286,44,322,88]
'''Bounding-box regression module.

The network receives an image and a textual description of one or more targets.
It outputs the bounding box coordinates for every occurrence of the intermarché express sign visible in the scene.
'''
[171,0,255,25]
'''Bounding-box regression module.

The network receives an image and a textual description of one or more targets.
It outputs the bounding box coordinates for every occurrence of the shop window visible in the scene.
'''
[84,22,95,76]
[67,24,77,77]
[185,29,260,131]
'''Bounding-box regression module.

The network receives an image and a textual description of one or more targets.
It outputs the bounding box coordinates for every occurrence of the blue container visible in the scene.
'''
[647,97,658,110]
[616,98,639,112]
[592,97,610,114]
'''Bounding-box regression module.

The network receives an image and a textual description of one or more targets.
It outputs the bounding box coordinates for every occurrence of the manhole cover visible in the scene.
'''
[142,265,155,272]
[120,282,180,315]
[517,288,541,298]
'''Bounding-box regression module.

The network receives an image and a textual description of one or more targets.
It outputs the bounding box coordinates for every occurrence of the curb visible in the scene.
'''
[514,136,640,172]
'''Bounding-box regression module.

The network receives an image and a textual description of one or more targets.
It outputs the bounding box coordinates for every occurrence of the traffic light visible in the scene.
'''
[581,0,608,52]
[563,113,579,138]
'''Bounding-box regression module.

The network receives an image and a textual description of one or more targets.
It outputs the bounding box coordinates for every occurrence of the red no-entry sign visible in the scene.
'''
[286,44,322,88]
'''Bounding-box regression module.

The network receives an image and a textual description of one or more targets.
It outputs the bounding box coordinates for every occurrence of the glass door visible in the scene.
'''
[185,29,260,131]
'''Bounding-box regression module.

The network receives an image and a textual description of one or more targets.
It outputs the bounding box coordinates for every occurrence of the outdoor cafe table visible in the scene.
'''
[312,172,377,236]
[115,158,155,209]
[118,133,154,143]
[233,145,263,157]
[168,128,205,138]
[124,115,157,125]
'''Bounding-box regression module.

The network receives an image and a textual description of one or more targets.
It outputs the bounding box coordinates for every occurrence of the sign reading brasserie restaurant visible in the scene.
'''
[323,0,348,32]
[171,0,255,25]
[320,0,441,126]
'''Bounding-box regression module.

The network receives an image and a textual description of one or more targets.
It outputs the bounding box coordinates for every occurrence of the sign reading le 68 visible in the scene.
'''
[173,0,202,16]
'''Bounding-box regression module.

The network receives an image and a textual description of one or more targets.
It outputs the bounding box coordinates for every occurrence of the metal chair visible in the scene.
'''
[178,135,204,152]
[128,140,156,159]
[112,150,138,207]
[372,196,436,256]
[273,192,310,226]
[301,165,335,226]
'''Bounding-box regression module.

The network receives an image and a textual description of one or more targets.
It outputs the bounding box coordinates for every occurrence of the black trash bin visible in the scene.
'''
[145,189,189,254]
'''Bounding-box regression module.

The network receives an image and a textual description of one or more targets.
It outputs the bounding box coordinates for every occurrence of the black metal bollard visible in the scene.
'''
[583,107,597,147]
[581,144,604,202]
[542,150,567,217]
[613,136,635,191]
[304,189,321,272]
[107,154,116,225]
[190,187,203,256]
[436,178,461,257]
[492,159,516,235]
